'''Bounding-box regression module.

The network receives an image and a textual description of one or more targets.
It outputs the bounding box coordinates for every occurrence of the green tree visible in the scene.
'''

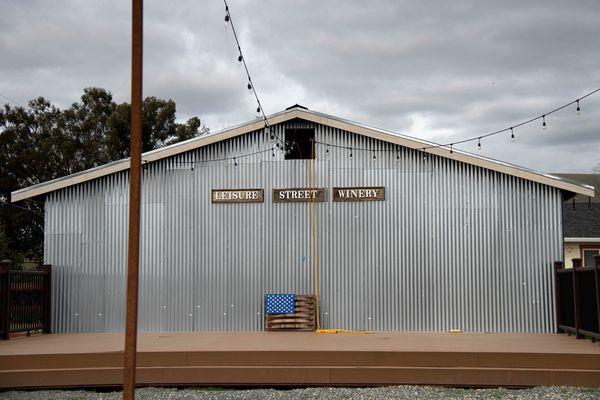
[0,87,208,264]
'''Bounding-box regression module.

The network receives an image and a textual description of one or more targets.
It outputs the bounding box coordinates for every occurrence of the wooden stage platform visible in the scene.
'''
[1,332,599,389]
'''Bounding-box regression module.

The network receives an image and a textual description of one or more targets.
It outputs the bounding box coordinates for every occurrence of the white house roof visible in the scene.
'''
[11,106,595,202]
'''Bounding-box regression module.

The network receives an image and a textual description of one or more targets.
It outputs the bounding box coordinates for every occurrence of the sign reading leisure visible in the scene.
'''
[211,189,264,204]
[273,188,326,203]
[333,186,385,202]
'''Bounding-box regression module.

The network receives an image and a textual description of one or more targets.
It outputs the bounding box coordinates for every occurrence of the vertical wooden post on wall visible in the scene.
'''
[554,261,564,332]
[0,261,10,340]
[572,258,584,339]
[42,265,52,334]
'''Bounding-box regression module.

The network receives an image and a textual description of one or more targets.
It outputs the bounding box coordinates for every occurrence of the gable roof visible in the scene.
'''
[11,106,595,202]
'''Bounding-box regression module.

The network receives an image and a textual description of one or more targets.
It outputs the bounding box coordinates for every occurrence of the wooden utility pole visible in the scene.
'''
[123,0,143,398]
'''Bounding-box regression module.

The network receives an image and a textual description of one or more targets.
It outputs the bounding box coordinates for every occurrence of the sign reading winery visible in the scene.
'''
[211,189,264,204]
[273,188,326,203]
[333,186,385,202]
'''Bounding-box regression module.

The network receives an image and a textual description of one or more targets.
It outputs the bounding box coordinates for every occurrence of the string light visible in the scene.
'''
[223,0,285,147]
[165,84,599,169]
[576,99,581,115]
[542,115,547,130]
[225,5,597,154]
[163,141,443,173]
[0,200,44,216]
[420,87,600,151]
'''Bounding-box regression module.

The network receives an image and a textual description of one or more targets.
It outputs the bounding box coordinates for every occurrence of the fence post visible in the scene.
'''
[554,261,564,332]
[42,264,52,334]
[572,258,584,339]
[594,255,600,341]
[0,260,12,340]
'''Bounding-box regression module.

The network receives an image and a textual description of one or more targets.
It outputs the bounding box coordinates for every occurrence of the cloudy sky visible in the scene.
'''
[1,0,599,173]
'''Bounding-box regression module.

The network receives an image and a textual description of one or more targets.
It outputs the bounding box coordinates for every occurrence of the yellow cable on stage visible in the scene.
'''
[316,329,373,334]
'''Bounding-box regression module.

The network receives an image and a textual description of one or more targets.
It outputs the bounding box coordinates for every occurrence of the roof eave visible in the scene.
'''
[11,109,299,202]
[11,107,595,202]
[295,109,595,197]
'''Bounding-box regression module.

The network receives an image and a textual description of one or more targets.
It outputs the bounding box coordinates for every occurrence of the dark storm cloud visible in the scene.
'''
[1,0,599,171]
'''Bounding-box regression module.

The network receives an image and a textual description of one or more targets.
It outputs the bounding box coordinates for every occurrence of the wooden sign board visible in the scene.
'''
[332,186,385,202]
[273,188,326,203]
[211,189,264,204]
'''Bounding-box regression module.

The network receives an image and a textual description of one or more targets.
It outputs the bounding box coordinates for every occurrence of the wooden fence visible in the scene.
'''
[555,255,600,341]
[0,261,52,340]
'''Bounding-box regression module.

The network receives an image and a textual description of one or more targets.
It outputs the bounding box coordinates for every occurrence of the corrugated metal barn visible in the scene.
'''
[11,105,594,334]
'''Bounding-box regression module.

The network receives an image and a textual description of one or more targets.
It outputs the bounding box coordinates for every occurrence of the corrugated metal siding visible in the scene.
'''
[44,120,562,333]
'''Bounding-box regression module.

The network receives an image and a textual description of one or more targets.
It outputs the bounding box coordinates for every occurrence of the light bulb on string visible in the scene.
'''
[224,14,230,25]
[576,99,581,115]
[542,115,547,130]
[233,157,238,167]
[450,143,453,154]
[348,147,353,159]
[247,82,252,91]
[191,162,194,171]
[325,146,329,155]
[396,150,400,161]
[265,126,274,141]
[372,151,376,161]
[477,137,481,150]
[510,127,515,142]
[272,148,275,158]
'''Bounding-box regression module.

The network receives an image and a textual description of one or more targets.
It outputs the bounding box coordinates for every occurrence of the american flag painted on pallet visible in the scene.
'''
[264,294,295,314]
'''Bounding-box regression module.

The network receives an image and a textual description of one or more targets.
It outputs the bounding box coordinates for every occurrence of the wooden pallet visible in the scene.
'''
[265,295,316,332]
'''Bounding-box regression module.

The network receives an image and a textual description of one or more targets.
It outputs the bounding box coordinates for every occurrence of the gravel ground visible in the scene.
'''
[1,386,600,400]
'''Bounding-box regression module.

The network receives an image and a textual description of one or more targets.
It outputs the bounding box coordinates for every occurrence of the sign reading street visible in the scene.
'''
[211,189,264,204]
[332,186,385,202]
[273,188,326,203]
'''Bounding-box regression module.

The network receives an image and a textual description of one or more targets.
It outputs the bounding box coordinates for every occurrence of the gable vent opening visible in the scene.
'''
[284,128,315,160]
